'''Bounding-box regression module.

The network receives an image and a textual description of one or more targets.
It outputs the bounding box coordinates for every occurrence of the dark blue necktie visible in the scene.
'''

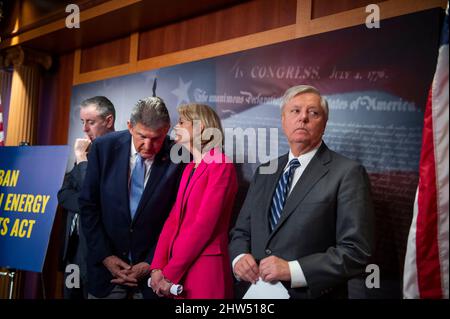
[129,154,145,219]
[270,158,300,231]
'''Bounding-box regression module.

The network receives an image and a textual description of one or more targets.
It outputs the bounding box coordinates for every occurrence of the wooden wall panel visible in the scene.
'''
[312,0,387,19]
[80,36,130,73]
[37,52,75,299]
[72,0,446,85]
[38,53,75,146]
[138,0,297,60]
[0,0,108,41]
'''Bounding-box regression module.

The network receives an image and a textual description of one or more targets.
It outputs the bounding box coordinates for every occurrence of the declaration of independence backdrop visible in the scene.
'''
[65,9,441,297]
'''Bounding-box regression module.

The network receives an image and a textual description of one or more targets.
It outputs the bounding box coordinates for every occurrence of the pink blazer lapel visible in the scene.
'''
[168,160,207,258]
[181,160,207,209]
[176,148,223,223]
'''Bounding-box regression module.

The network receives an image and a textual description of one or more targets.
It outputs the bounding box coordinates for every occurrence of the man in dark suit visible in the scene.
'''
[58,96,116,299]
[79,97,183,299]
[229,85,374,299]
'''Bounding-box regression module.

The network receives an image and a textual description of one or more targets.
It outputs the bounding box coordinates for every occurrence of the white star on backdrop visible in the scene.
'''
[171,77,192,105]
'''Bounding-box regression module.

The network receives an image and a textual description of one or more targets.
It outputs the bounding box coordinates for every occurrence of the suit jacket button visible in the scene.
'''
[265,249,272,255]
[130,228,133,233]
[122,252,127,256]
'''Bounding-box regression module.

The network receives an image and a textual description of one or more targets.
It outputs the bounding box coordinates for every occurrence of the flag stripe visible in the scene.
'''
[416,88,442,298]
[404,189,420,297]
[404,4,448,299]
[432,43,449,299]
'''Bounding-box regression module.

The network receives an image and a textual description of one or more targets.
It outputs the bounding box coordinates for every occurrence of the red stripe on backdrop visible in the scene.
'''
[416,87,442,298]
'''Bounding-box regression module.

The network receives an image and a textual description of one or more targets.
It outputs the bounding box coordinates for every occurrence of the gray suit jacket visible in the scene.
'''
[229,143,374,299]
[57,161,88,279]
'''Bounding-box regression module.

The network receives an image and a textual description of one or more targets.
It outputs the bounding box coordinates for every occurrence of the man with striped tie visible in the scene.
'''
[229,85,374,299]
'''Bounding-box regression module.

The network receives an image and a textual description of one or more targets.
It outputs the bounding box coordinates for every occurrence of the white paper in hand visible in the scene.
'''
[243,277,290,299]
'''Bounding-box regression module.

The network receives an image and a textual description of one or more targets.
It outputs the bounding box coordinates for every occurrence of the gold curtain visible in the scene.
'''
[0,46,51,298]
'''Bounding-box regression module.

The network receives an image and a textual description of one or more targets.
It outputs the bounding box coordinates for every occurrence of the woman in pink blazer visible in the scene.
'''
[150,103,238,299]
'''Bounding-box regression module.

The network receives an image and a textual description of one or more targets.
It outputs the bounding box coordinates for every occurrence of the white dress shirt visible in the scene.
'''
[232,142,321,288]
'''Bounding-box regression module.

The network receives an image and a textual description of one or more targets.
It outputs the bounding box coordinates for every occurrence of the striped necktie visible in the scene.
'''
[270,158,300,231]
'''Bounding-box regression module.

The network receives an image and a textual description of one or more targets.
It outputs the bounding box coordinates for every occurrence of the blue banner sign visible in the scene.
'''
[0,146,69,272]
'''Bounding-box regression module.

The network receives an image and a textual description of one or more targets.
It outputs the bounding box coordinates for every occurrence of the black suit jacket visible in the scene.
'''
[57,161,88,279]
[229,143,374,299]
[79,130,184,297]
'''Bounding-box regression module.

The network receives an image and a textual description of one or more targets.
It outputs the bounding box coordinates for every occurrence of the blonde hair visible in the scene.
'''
[177,103,224,152]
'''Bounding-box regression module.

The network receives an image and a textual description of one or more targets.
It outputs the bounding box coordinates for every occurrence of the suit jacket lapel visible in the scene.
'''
[181,160,207,210]
[167,161,206,258]
[262,155,289,238]
[269,144,331,238]
[172,162,194,227]
[115,132,132,224]
[132,136,175,223]
[132,152,170,223]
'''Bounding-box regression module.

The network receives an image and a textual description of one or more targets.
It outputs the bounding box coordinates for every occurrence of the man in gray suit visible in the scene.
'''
[58,96,116,299]
[229,85,374,299]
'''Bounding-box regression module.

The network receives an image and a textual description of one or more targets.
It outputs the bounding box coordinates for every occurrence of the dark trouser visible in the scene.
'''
[88,285,144,299]
[63,232,88,299]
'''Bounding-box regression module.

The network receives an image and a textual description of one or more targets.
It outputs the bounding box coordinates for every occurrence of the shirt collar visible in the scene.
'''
[130,137,138,158]
[288,141,322,168]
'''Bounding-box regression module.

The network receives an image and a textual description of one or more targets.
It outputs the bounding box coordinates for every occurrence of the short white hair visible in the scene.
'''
[280,85,329,119]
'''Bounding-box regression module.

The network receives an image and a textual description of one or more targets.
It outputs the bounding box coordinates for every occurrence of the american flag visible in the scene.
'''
[403,4,449,299]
